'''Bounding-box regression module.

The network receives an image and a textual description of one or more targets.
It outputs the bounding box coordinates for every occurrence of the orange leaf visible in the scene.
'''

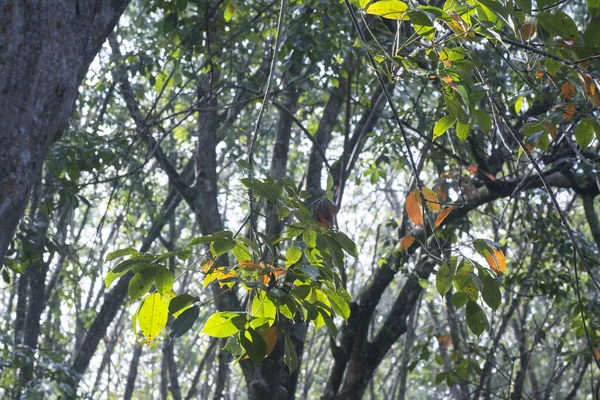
[563,103,576,120]
[467,164,478,173]
[520,23,536,40]
[435,206,455,228]
[561,82,576,99]
[557,39,577,48]
[405,190,423,226]
[201,259,214,274]
[436,183,448,202]
[542,122,557,140]
[483,172,496,181]
[485,247,506,275]
[260,267,286,285]
[239,260,261,270]
[216,268,236,288]
[438,334,452,349]
[535,69,545,78]
[316,198,336,229]
[400,234,415,250]
[260,326,278,358]
[594,347,600,361]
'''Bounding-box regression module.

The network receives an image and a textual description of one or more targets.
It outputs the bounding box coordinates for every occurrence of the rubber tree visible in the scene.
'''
[0,0,131,266]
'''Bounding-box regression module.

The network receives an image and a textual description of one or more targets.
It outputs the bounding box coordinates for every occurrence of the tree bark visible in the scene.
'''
[0,0,131,266]
[123,343,143,400]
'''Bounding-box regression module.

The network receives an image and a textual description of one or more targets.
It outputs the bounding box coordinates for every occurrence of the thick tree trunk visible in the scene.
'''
[0,0,130,266]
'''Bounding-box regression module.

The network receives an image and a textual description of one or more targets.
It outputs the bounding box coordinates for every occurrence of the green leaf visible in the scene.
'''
[456,122,472,142]
[169,293,198,316]
[584,16,600,47]
[545,58,561,75]
[163,12,178,34]
[1,268,10,284]
[188,235,216,246]
[433,115,456,140]
[240,178,280,203]
[322,287,351,320]
[366,1,409,20]
[211,238,236,257]
[252,291,277,321]
[105,255,156,288]
[325,236,345,270]
[481,272,501,310]
[170,306,199,340]
[154,267,174,296]
[201,312,245,338]
[466,301,488,336]
[452,292,469,309]
[514,0,531,13]
[590,0,600,16]
[575,118,594,149]
[326,170,334,193]
[241,328,267,363]
[436,257,458,296]
[285,246,303,267]
[222,335,243,356]
[303,229,317,248]
[232,241,252,262]
[444,90,470,124]
[408,9,435,37]
[283,331,299,373]
[106,247,138,262]
[453,260,478,301]
[128,268,157,301]
[474,110,492,134]
[332,231,358,257]
[138,292,169,345]
[131,301,141,335]
[538,11,579,39]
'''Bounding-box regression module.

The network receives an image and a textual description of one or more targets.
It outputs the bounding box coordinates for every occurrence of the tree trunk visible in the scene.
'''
[0,0,130,266]
[123,343,143,400]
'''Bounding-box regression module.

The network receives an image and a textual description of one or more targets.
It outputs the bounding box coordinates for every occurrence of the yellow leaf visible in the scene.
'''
[201,259,214,274]
[435,206,455,228]
[216,268,236,288]
[400,234,415,250]
[138,292,168,346]
[366,0,409,20]
[421,187,442,211]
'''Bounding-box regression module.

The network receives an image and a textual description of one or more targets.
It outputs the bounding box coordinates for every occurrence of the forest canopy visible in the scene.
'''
[1,0,600,399]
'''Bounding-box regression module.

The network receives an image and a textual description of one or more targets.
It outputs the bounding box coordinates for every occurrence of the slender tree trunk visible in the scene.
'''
[123,343,143,400]
[69,189,183,390]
